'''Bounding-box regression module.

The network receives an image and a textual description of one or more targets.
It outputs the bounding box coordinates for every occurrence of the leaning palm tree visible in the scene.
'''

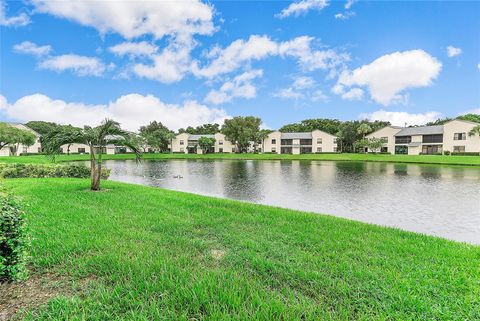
[357,123,372,139]
[44,119,141,190]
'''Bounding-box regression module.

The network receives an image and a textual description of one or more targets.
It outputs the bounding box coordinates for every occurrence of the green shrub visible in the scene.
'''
[0,193,29,281]
[444,150,451,155]
[451,152,480,156]
[0,163,110,179]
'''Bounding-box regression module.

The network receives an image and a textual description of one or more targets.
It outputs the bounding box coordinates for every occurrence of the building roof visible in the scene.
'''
[280,132,313,139]
[366,125,403,137]
[188,134,216,140]
[394,125,444,136]
[6,123,41,136]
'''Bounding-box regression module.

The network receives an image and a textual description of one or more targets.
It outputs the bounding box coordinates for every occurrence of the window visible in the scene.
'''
[395,136,412,144]
[317,147,322,152]
[381,137,388,143]
[219,148,223,153]
[333,138,338,144]
[395,145,408,154]
[454,133,466,140]
[271,139,276,144]
[333,147,338,152]
[22,146,28,153]
[422,134,443,143]
[38,147,42,153]
[180,140,184,145]
[272,147,276,153]
[180,148,184,153]
[78,148,86,153]
[453,146,465,152]
[219,140,223,145]
[299,139,312,145]
[317,138,322,144]
[281,139,292,145]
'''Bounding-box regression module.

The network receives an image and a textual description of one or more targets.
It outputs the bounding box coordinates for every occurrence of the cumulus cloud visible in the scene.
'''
[1,93,229,132]
[276,0,329,19]
[204,69,263,105]
[39,54,108,77]
[447,45,462,58]
[292,76,315,89]
[273,87,304,100]
[335,11,355,20]
[345,0,357,10]
[361,110,443,126]
[13,41,52,57]
[311,90,328,102]
[193,35,349,78]
[31,0,214,40]
[109,41,158,57]
[335,49,442,105]
[0,0,30,26]
[341,88,363,100]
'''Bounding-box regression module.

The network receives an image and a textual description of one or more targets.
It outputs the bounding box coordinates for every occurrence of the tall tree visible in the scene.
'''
[0,123,36,155]
[221,116,261,153]
[139,121,173,152]
[357,123,373,139]
[44,119,141,190]
[197,137,216,154]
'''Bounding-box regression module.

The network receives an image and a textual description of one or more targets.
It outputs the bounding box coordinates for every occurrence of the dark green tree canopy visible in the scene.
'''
[139,121,174,152]
[197,136,216,153]
[178,123,220,135]
[0,123,37,150]
[221,117,261,153]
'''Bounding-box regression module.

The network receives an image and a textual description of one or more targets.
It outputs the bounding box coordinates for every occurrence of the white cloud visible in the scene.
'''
[192,35,278,78]
[274,87,304,100]
[335,49,442,105]
[447,46,462,58]
[335,11,355,20]
[311,90,328,102]
[478,63,480,71]
[13,41,52,57]
[39,54,108,77]
[361,110,443,126]
[276,0,329,19]
[204,69,263,105]
[31,0,214,40]
[1,93,229,132]
[193,35,349,78]
[0,0,30,26]
[345,0,357,10]
[341,88,364,100]
[293,76,315,89]
[109,41,158,57]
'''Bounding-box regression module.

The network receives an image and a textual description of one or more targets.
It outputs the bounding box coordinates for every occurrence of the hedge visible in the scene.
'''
[0,192,29,281]
[0,163,110,179]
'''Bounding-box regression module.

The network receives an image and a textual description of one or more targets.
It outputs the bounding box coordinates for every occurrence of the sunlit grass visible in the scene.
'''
[4,178,480,320]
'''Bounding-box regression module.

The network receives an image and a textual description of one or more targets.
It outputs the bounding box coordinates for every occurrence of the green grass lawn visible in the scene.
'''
[3,178,479,320]
[1,152,480,166]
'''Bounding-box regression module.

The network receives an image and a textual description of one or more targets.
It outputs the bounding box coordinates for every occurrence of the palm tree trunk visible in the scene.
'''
[90,146,101,191]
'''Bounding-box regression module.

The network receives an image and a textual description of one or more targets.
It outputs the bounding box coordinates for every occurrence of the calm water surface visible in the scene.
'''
[103,159,480,244]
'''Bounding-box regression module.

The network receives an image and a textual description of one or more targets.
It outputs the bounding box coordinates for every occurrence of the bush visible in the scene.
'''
[451,152,480,156]
[0,163,110,179]
[444,151,451,155]
[0,193,29,281]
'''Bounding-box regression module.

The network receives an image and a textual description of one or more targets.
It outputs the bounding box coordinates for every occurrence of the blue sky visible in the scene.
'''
[1,0,479,131]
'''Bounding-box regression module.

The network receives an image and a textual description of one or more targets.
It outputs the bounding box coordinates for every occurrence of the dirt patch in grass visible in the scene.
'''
[0,273,96,321]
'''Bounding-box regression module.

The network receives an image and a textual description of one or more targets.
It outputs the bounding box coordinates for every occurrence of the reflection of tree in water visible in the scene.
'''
[222,161,263,202]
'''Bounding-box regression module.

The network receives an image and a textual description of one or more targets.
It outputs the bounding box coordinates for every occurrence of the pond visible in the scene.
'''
[103,159,480,245]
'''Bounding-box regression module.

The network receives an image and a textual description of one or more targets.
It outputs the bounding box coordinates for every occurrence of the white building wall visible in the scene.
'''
[366,126,402,154]
[262,131,282,154]
[311,130,338,153]
[443,120,480,153]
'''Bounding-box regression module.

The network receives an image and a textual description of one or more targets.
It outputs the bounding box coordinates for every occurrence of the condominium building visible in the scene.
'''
[262,130,338,154]
[0,123,42,156]
[366,119,480,155]
[170,133,234,154]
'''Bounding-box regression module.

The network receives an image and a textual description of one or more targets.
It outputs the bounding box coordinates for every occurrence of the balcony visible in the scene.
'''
[395,136,412,144]
[422,134,443,144]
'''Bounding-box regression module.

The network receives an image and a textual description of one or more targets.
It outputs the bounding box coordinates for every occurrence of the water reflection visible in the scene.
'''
[104,159,480,244]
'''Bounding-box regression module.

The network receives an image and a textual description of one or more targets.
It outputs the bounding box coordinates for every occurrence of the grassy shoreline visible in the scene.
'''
[1,152,480,166]
[3,178,479,320]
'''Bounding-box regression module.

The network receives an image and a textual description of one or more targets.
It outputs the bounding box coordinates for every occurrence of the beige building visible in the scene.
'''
[0,123,42,156]
[262,130,338,154]
[170,133,234,154]
[367,119,480,155]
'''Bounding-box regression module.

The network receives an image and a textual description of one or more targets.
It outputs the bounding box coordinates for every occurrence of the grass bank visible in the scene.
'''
[1,152,480,166]
[3,178,479,320]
